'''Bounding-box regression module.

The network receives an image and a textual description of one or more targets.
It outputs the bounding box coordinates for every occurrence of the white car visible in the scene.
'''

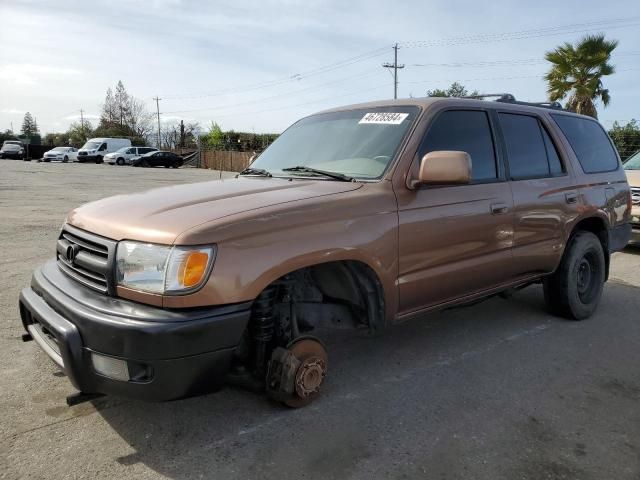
[106,146,158,165]
[42,147,78,162]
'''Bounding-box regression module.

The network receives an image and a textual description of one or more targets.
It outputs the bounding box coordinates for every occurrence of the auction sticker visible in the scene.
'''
[359,112,409,125]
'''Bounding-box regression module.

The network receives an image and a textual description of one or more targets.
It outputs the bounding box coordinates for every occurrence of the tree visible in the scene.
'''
[202,121,224,149]
[114,80,130,127]
[21,112,39,136]
[427,82,478,98]
[544,34,618,118]
[100,88,118,127]
[0,129,17,144]
[608,119,640,160]
[97,81,152,141]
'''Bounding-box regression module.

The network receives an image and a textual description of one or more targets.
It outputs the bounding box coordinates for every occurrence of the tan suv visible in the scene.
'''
[19,95,632,407]
[622,150,640,242]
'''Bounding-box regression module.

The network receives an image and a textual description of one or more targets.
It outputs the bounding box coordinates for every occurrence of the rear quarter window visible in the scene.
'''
[551,114,619,174]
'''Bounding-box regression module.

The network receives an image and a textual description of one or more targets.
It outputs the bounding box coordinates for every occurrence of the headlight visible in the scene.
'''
[116,241,215,294]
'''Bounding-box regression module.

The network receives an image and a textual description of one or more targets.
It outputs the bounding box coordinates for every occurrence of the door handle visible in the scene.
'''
[565,192,578,204]
[491,203,509,215]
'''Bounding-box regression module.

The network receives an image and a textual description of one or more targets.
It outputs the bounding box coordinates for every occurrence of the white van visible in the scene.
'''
[77,138,132,163]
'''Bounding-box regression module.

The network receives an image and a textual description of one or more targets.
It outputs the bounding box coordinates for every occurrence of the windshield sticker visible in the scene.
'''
[359,112,409,125]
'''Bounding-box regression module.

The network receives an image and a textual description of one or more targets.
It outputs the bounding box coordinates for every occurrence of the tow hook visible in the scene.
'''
[266,336,327,408]
[66,392,105,407]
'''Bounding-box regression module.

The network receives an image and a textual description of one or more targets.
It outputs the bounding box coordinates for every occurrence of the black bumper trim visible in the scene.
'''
[19,260,253,401]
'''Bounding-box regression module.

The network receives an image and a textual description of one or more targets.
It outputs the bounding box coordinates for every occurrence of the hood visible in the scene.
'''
[2,144,22,152]
[66,177,363,244]
[625,169,640,188]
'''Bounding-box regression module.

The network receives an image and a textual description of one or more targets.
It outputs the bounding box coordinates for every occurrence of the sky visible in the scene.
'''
[0,0,639,136]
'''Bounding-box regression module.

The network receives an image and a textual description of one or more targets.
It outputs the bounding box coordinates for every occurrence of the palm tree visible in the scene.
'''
[544,34,618,118]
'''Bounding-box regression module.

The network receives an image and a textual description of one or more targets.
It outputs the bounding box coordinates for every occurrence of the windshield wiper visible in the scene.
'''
[282,165,353,182]
[238,167,272,177]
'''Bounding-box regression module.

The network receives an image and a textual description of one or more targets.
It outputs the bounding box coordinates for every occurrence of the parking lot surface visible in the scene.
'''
[1,160,639,479]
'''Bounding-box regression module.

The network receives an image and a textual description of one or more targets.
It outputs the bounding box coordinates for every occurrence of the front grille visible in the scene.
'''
[56,225,117,294]
[631,187,640,206]
[78,151,87,156]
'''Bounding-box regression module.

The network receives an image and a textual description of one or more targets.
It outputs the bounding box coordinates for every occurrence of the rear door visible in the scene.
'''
[495,111,581,276]
[396,109,516,315]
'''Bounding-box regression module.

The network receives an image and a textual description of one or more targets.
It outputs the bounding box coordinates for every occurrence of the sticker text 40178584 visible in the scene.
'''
[359,112,409,125]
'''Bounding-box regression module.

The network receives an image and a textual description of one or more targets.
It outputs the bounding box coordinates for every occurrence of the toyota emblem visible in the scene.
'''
[66,244,79,264]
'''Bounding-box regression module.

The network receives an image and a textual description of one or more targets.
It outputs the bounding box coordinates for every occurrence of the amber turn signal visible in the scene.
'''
[178,251,210,287]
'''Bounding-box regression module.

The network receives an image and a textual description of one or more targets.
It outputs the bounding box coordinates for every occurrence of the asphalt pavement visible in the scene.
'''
[1,160,639,479]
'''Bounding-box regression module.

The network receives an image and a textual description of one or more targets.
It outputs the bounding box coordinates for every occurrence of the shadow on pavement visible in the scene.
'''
[95,283,640,479]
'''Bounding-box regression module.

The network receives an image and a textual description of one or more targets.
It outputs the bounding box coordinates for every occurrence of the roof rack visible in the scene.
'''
[463,93,564,111]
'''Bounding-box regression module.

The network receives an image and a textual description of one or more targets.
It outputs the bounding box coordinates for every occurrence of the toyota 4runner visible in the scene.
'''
[19,95,632,407]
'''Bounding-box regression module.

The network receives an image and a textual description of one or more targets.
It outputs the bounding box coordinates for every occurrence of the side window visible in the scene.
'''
[541,127,563,175]
[551,114,619,173]
[99,143,107,151]
[499,113,559,180]
[421,110,497,181]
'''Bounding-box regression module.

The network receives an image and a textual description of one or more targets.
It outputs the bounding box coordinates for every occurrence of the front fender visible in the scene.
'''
[163,184,399,321]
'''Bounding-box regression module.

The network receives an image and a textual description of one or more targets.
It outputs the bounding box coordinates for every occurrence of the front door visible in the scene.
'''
[396,109,515,316]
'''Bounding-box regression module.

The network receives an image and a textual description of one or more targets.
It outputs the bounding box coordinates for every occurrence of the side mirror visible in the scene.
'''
[412,150,471,187]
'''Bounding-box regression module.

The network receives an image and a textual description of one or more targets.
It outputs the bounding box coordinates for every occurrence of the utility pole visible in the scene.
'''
[79,109,85,139]
[382,43,405,99]
[153,96,161,148]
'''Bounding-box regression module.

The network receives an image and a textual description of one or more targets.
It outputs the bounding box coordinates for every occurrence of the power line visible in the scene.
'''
[163,69,382,115]
[400,17,640,49]
[181,83,390,121]
[160,47,390,100]
[408,52,640,68]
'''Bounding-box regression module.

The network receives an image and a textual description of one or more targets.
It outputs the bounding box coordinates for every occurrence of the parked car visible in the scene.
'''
[42,147,78,162]
[77,138,132,163]
[19,95,631,408]
[106,146,158,165]
[623,150,640,243]
[0,140,24,159]
[131,150,183,168]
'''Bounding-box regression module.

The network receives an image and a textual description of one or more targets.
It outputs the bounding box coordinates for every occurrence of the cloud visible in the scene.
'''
[0,108,25,114]
[0,64,81,86]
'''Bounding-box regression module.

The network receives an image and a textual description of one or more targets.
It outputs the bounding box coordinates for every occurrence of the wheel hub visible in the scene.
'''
[295,357,326,398]
[577,258,592,294]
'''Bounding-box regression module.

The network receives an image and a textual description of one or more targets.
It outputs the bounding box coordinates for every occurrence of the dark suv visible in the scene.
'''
[19,95,631,407]
[131,150,183,168]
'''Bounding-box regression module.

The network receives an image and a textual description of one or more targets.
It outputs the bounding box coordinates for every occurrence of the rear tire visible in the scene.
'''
[543,231,605,320]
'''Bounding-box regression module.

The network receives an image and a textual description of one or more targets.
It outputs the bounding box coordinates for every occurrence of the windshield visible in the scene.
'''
[623,151,640,170]
[51,147,67,151]
[3,141,21,146]
[115,147,130,153]
[81,141,101,150]
[250,106,420,179]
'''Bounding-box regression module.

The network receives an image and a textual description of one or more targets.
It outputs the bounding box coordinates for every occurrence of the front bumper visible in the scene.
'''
[1,151,24,159]
[19,260,252,401]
